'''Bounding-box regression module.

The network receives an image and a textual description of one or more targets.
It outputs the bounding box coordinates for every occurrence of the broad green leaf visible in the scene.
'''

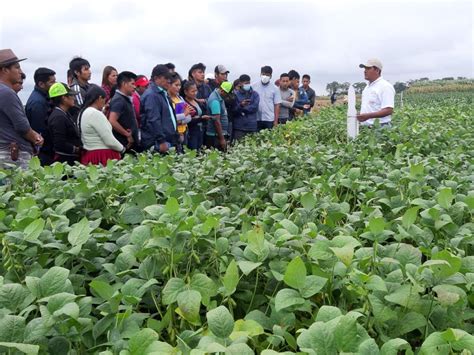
[394,312,426,337]
[39,267,70,297]
[274,288,305,312]
[165,197,180,215]
[316,306,342,322]
[176,290,201,325]
[329,246,354,266]
[334,315,360,352]
[190,273,218,306]
[206,306,234,339]
[358,338,380,355]
[53,302,80,319]
[301,192,316,210]
[230,319,264,340]
[380,338,411,355]
[225,343,254,355]
[24,218,45,242]
[55,199,75,215]
[299,275,327,298]
[0,283,31,312]
[272,193,288,208]
[90,280,115,301]
[222,260,239,296]
[237,260,262,276]
[283,256,306,290]
[48,336,70,355]
[0,342,39,355]
[162,278,186,305]
[0,315,25,342]
[279,219,299,235]
[67,217,91,247]
[369,217,386,234]
[128,328,158,355]
[130,225,151,246]
[433,284,466,306]
[121,205,144,224]
[430,250,462,278]
[437,188,454,209]
[384,284,420,309]
[402,207,420,228]
[297,321,335,355]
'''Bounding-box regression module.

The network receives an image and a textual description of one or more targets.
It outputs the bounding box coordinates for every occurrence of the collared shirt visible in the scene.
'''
[0,82,33,153]
[360,76,395,126]
[207,89,229,136]
[252,81,282,122]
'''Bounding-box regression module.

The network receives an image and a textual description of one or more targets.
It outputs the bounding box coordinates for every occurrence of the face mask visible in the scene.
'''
[261,75,270,84]
[243,84,251,91]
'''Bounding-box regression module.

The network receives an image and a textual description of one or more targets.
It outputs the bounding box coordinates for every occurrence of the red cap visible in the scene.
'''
[135,77,149,87]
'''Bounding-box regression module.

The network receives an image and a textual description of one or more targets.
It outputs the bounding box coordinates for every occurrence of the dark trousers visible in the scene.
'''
[187,127,204,150]
[204,135,226,151]
[257,121,274,131]
[233,129,254,141]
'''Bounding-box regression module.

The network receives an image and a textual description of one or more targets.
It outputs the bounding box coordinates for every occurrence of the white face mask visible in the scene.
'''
[261,75,271,84]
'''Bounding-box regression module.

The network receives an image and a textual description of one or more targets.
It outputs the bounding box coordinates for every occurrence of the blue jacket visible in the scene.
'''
[294,87,310,114]
[233,89,260,132]
[25,86,53,155]
[140,82,178,150]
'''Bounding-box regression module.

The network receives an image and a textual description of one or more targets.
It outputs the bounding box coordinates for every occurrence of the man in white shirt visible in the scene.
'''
[252,65,282,130]
[357,59,395,127]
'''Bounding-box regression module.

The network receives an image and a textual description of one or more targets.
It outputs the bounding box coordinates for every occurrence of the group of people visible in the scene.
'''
[0,48,394,170]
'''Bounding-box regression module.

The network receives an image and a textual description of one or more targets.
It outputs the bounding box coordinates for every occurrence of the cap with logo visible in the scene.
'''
[215,64,230,74]
[0,49,27,67]
[359,59,383,70]
[49,82,78,98]
[220,81,233,94]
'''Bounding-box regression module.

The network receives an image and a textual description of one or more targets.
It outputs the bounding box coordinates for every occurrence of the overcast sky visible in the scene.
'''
[1,0,472,102]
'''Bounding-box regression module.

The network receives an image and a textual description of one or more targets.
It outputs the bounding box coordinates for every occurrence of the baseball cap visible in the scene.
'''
[359,59,383,70]
[135,76,149,87]
[220,81,233,94]
[215,64,229,74]
[48,82,78,98]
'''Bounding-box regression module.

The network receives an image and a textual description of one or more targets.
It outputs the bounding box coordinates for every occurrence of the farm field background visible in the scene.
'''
[0,92,473,354]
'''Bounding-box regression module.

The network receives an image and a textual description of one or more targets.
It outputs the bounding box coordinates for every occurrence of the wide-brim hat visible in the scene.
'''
[0,49,27,67]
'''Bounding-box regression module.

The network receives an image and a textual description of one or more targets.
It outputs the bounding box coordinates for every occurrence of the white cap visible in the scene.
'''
[359,59,383,70]
[205,72,214,80]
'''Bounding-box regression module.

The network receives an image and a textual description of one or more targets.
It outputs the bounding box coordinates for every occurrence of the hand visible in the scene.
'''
[184,104,193,116]
[240,99,250,107]
[201,115,211,121]
[219,137,227,151]
[35,134,44,147]
[356,114,367,122]
[303,104,311,110]
[127,135,134,149]
[273,121,278,127]
[159,142,169,153]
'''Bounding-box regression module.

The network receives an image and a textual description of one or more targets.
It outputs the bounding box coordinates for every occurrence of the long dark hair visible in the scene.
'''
[78,84,107,135]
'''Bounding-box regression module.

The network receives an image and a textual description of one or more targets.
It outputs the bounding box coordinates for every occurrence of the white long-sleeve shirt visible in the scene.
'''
[80,107,124,152]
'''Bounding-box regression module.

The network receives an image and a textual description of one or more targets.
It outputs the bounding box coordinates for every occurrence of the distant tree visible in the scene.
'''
[339,82,350,95]
[419,77,429,81]
[457,76,467,80]
[353,82,367,94]
[442,77,454,81]
[326,81,340,95]
[394,82,408,93]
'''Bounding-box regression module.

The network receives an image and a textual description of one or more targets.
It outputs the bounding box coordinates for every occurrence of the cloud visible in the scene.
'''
[0,0,471,102]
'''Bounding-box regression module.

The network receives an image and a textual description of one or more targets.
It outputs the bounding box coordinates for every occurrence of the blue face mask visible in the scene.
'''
[243,84,251,91]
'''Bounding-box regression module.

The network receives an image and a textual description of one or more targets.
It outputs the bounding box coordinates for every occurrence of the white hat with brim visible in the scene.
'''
[359,59,383,70]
